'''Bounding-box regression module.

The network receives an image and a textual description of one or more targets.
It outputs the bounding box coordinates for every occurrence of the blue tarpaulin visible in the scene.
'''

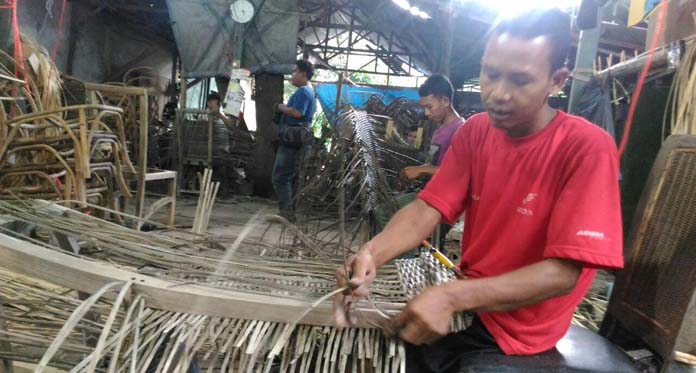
[315,83,420,126]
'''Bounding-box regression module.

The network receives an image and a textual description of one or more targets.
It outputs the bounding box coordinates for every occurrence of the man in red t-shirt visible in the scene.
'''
[334,8,623,372]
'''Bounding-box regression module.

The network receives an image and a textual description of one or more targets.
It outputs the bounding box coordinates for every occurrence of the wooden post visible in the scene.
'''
[170,53,179,103]
[179,66,187,108]
[250,74,284,197]
[136,92,148,219]
[207,113,213,168]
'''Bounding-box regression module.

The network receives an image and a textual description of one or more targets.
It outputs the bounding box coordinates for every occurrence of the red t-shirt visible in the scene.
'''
[418,111,623,355]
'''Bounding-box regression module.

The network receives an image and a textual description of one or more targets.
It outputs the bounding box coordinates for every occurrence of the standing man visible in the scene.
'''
[335,8,623,372]
[401,75,464,182]
[272,60,317,221]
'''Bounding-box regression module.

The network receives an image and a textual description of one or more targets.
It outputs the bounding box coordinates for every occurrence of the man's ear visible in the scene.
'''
[550,67,570,95]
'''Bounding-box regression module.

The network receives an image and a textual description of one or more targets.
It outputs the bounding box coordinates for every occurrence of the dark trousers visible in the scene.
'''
[272,145,303,212]
[406,317,501,373]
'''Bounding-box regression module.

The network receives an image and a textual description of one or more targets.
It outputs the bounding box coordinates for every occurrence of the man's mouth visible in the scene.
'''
[488,108,513,121]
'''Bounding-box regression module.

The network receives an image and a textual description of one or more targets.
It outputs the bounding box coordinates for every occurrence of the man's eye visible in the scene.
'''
[513,78,531,86]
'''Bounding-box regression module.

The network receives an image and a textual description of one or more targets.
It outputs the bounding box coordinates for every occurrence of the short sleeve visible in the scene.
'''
[544,136,623,269]
[418,125,472,224]
[289,88,312,117]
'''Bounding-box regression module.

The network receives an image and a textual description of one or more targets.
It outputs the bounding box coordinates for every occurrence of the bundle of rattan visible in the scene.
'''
[0,37,62,124]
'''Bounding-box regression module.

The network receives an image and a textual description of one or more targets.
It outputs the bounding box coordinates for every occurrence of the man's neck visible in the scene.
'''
[506,105,556,138]
[439,109,461,126]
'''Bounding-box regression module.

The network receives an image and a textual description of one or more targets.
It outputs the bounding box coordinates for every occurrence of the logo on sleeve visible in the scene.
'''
[576,230,606,240]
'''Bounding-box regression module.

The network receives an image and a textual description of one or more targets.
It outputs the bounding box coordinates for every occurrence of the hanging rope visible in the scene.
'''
[51,0,67,61]
[0,1,24,76]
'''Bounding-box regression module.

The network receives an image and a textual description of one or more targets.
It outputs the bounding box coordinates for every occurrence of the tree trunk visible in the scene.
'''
[251,73,284,197]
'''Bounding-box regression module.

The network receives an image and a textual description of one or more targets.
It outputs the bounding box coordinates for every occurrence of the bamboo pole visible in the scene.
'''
[334,73,345,249]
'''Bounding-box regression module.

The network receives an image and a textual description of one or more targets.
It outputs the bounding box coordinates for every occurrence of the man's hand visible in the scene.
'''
[334,250,377,328]
[276,103,287,112]
[389,286,455,345]
[400,166,423,181]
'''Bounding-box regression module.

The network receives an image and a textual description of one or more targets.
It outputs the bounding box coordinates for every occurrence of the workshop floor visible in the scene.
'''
[169,195,280,237]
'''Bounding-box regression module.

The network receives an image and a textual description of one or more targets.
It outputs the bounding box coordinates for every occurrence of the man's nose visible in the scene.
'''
[489,82,512,104]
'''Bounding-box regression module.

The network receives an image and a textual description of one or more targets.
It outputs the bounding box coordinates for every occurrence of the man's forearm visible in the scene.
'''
[417,165,439,177]
[365,199,441,268]
[440,258,581,313]
[278,105,303,119]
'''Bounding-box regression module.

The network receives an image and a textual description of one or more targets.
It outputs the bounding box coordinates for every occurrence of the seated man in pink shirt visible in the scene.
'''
[335,8,623,372]
[401,74,464,182]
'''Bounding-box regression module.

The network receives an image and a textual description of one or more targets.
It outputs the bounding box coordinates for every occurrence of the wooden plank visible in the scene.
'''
[0,234,399,328]
[83,83,152,96]
[8,105,123,123]
[167,176,177,226]
[207,115,213,168]
[143,170,177,182]
[135,94,149,219]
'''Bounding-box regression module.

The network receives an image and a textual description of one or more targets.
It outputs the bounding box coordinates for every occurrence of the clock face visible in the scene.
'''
[230,0,255,24]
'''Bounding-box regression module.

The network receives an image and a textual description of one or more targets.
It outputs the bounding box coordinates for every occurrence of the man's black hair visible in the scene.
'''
[407,125,419,133]
[418,74,454,103]
[492,8,571,72]
[295,60,314,80]
[207,92,222,103]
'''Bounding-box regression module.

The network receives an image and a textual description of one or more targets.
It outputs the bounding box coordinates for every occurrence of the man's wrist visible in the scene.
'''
[361,241,386,269]
[441,279,476,313]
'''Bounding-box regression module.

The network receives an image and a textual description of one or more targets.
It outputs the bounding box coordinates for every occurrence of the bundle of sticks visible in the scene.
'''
[192,168,220,234]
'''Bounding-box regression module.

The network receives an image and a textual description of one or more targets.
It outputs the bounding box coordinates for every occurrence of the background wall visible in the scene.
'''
[16,0,175,87]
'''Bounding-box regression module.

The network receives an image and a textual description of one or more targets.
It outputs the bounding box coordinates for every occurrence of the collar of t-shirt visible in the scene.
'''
[494,110,564,150]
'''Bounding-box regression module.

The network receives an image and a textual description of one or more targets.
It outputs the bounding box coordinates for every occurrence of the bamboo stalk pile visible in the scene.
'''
[0,268,407,372]
[192,169,220,234]
[0,199,473,372]
[0,269,116,370]
[0,199,406,303]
